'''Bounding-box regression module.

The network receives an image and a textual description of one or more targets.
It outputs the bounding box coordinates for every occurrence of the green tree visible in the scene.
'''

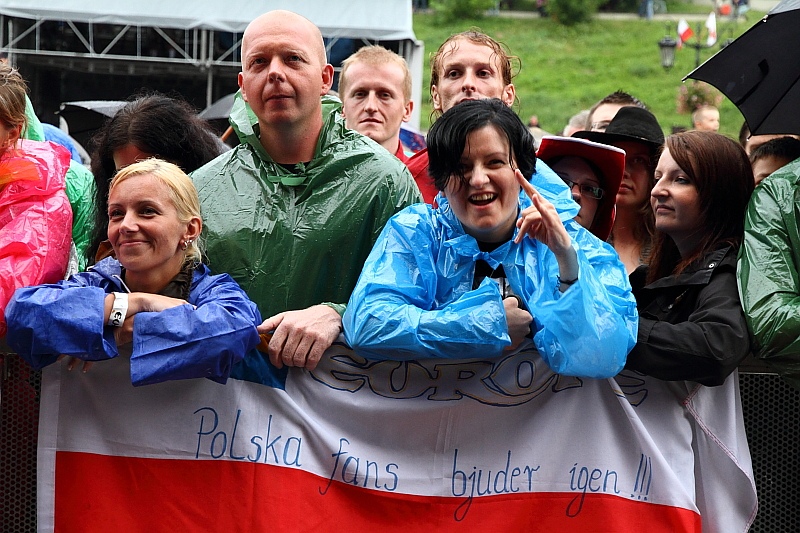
[548,0,600,25]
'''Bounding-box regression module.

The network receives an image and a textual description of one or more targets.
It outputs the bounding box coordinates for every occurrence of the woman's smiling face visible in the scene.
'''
[443,124,520,243]
[107,173,189,279]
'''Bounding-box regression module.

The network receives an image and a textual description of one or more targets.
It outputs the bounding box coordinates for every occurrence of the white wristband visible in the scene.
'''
[108,292,128,327]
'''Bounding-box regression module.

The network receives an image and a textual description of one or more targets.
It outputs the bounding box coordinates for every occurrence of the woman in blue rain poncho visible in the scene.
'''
[7,159,261,386]
[343,99,637,378]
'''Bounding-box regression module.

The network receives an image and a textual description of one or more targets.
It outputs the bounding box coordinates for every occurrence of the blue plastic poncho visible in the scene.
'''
[6,257,261,386]
[343,165,637,379]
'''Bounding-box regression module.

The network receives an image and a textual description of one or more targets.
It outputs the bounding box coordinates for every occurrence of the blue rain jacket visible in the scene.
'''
[343,167,637,378]
[6,257,261,386]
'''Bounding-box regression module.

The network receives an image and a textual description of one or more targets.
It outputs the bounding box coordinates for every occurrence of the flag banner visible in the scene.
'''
[705,11,718,46]
[399,125,426,154]
[678,19,694,46]
[37,340,756,532]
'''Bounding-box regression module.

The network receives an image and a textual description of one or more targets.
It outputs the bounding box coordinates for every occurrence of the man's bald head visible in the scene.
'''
[237,9,334,162]
[242,10,327,67]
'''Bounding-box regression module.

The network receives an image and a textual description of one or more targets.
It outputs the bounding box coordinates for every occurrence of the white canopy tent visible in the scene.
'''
[0,0,416,39]
[0,0,424,128]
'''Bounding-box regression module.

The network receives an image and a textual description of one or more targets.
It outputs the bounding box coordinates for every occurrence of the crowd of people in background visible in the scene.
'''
[3,7,800,529]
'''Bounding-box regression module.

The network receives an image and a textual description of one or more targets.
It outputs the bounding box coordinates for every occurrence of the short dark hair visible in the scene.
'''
[427,98,536,192]
[88,93,224,264]
[586,90,646,129]
[749,136,800,165]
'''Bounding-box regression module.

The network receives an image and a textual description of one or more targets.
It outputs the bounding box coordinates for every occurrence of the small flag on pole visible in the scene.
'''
[705,12,717,46]
[677,19,694,47]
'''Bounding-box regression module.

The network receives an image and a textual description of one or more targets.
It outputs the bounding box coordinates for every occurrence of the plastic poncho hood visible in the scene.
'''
[24,96,96,269]
[1,139,73,336]
[191,92,421,316]
[344,178,637,379]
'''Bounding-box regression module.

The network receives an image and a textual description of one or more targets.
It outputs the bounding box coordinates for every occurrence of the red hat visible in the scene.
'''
[537,136,626,241]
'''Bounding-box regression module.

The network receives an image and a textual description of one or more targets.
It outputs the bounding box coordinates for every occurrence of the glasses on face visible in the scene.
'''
[561,177,604,200]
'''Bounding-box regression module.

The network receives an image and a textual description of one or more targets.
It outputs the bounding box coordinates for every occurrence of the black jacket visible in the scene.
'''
[625,245,751,386]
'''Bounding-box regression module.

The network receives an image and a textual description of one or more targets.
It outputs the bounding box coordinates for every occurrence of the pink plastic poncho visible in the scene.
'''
[0,140,72,337]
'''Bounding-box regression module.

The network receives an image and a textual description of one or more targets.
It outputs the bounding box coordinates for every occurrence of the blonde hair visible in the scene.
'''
[339,45,412,102]
[110,159,203,263]
[691,104,718,125]
[0,63,28,140]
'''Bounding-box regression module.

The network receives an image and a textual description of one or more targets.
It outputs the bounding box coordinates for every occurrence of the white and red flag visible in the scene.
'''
[36,341,757,532]
[706,11,718,46]
[677,19,694,47]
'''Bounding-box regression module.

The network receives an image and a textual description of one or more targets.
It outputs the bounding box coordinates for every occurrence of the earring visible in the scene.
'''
[182,239,193,250]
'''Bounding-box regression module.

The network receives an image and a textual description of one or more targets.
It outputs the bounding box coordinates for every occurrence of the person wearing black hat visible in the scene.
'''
[574,106,665,274]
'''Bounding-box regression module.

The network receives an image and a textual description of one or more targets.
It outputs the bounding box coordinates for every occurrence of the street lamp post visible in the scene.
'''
[657,24,677,71]
[683,23,711,69]
[657,21,737,70]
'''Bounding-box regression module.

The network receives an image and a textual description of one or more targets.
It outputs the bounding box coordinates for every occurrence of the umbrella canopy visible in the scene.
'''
[57,100,127,148]
[198,93,236,121]
[686,0,800,135]
[199,93,237,137]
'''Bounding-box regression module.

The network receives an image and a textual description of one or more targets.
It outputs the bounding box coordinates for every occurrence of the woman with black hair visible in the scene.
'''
[87,93,225,263]
[343,99,637,378]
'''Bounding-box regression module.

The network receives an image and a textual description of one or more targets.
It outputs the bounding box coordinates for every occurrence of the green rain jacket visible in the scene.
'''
[191,93,421,317]
[738,157,800,390]
[24,97,96,270]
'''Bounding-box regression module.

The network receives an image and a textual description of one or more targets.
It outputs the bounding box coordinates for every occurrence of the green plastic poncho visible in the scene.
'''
[738,157,800,390]
[191,93,421,317]
[24,96,96,270]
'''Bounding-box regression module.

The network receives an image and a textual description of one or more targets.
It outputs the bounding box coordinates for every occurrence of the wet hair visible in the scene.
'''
[429,31,519,116]
[648,131,754,282]
[0,63,28,141]
[339,45,411,102]
[88,93,223,264]
[427,98,536,192]
[749,136,800,165]
[586,90,646,130]
[109,159,203,264]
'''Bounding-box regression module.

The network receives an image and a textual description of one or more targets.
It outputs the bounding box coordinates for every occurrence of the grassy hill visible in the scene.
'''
[412,10,763,138]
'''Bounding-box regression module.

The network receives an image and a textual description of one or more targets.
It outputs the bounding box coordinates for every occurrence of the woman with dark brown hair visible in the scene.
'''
[626,130,754,384]
[620,130,758,531]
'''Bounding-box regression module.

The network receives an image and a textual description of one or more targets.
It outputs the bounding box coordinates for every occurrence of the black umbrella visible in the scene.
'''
[199,93,237,137]
[685,0,800,135]
[198,93,236,121]
[57,100,127,148]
